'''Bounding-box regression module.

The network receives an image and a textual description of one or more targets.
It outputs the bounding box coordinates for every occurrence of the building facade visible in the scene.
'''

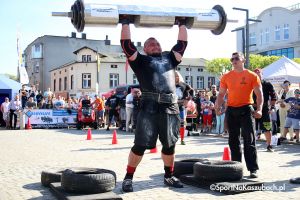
[50,47,218,98]
[236,4,300,59]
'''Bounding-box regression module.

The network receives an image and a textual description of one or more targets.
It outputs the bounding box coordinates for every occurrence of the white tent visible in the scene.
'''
[0,75,22,100]
[262,56,300,84]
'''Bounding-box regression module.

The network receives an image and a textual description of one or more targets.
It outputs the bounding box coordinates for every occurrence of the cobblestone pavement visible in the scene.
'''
[0,128,299,200]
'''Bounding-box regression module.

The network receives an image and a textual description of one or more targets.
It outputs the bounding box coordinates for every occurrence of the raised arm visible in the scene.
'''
[120,23,138,61]
[172,24,188,62]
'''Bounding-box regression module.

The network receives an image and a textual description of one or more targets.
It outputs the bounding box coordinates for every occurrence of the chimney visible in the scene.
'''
[71,32,76,38]
[105,35,111,45]
[82,33,86,39]
[137,42,142,47]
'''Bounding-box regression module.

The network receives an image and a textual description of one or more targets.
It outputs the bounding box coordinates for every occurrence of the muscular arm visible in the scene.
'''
[215,87,227,111]
[253,85,263,112]
[173,25,188,62]
[121,24,137,61]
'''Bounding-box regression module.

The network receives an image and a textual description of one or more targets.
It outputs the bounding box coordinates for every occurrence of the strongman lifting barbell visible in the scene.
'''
[52,0,237,34]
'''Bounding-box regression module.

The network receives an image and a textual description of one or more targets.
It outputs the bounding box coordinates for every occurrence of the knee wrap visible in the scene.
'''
[131,145,146,156]
[161,145,175,155]
[120,39,137,58]
[171,40,188,56]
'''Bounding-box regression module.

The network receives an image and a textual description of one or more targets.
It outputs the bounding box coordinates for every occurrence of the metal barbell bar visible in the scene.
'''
[52,0,237,35]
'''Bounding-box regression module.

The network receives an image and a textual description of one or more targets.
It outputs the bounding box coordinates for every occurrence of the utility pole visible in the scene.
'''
[233,7,262,68]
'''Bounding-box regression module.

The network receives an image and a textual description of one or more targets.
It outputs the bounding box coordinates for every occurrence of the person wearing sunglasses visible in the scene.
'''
[252,68,277,152]
[277,80,295,141]
[215,52,263,178]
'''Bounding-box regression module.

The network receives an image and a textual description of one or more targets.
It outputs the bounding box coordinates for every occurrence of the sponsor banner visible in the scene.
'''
[24,109,77,128]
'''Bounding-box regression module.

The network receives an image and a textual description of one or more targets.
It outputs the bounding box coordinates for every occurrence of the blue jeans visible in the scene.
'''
[216,113,225,134]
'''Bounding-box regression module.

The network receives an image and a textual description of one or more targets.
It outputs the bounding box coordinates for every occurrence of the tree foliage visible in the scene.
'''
[205,58,231,76]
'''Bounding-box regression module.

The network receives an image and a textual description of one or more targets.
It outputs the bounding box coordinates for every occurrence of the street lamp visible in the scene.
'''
[233,7,262,68]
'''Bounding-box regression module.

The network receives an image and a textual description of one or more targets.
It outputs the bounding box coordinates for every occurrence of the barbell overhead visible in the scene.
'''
[52,0,236,35]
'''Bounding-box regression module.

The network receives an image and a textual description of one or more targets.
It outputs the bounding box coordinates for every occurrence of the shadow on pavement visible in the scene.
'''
[23,182,54,200]
[71,146,131,152]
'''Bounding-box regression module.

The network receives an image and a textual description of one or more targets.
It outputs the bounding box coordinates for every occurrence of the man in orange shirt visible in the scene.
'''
[215,52,263,178]
[91,95,105,128]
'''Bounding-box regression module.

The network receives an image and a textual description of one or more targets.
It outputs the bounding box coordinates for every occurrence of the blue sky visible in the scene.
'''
[1,0,299,76]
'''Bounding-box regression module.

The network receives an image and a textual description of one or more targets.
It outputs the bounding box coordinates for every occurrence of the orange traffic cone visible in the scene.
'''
[222,147,231,161]
[150,147,157,153]
[26,117,32,130]
[112,130,118,144]
[86,128,92,140]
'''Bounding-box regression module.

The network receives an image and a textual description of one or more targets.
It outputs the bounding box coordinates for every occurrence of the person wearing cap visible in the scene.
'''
[215,52,263,178]
[253,68,277,152]
[277,80,295,141]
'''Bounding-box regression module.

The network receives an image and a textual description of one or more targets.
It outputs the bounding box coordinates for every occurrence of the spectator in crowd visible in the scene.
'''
[175,70,192,144]
[20,85,28,108]
[29,85,37,101]
[46,95,54,109]
[105,90,120,131]
[277,80,294,140]
[53,95,65,110]
[201,94,214,133]
[1,97,10,129]
[215,94,227,135]
[91,94,105,128]
[43,88,53,100]
[270,106,278,136]
[36,90,44,105]
[72,98,79,110]
[38,98,47,109]
[132,89,141,132]
[278,89,300,143]
[207,85,218,104]
[8,94,21,129]
[126,89,134,132]
[215,52,263,178]
[65,98,74,109]
[119,91,128,131]
[194,90,206,131]
[25,97,37,109]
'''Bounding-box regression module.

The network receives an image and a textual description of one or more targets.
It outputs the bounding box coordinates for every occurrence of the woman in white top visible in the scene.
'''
[277,80,294,139]
[8,95,21,129]
[1,97,10,128]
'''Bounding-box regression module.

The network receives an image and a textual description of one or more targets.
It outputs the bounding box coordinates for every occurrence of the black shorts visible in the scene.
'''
[134,110,180,149]
[108,109,119,121]
[255,106,272,132]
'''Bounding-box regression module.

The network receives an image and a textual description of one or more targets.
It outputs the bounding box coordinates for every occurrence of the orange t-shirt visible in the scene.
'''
[220,69,261,107]
[94,98,104,111]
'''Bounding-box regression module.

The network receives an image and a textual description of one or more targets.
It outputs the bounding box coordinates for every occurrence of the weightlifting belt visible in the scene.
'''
[142,92,178,104]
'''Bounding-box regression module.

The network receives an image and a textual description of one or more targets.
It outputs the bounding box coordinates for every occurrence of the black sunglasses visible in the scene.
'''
[230,57,240,62]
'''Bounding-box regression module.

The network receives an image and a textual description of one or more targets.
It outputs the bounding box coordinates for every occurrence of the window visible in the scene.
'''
[87,55,92,62]
[186,67,191,71]
[133,74,138,84]
[59,78,62,91]
[82,55,87,62]
[71,67,73,70]
[197,76,204,89]
[283,24,289,40]
[31,44,42,58]
[53,79,56,92]
[265,28,270,44]
[185,76,193,87]
[35,66,39,73]
[109,73,119,88]
[82,73,91,89]
[260,30,263,45]
[64,77,67,90]
[70,75,74,90]
[208,77,215,88]
[177,67,181,71]
[111,64,118,68]
[298,21,300,38]
[198,68,203,72]
[249,32,256,45]
[65,69,67,72]
[275,25,280,41]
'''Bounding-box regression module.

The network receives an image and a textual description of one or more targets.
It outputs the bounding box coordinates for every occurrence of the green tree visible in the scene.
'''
[0,73,18,81]
[293,58,300,64]
[205,58,231,76]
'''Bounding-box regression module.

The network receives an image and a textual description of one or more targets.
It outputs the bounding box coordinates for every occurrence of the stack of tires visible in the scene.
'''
[41,168,116,194]
[174,159,243,182]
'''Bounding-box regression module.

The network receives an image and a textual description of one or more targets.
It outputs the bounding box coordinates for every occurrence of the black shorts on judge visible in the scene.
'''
[134,110,180,149]
[255,106,272,132]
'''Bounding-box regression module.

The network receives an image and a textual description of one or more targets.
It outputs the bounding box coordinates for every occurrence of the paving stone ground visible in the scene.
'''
[0,128,299,200]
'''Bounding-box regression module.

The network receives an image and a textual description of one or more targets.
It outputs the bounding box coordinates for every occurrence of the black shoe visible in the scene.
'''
[106,127,110,131]
[250,171,258,178]
[164,176,183,188]
[122,179,133,192]
[267,145,274,152]
[279,137,287,141]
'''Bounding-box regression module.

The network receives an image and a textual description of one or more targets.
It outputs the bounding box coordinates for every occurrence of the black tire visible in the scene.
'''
[61,168,116,194]
[76,122,82,130]
[173,158,209,178]
[41,170,64,187]
[194,160,243,182]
